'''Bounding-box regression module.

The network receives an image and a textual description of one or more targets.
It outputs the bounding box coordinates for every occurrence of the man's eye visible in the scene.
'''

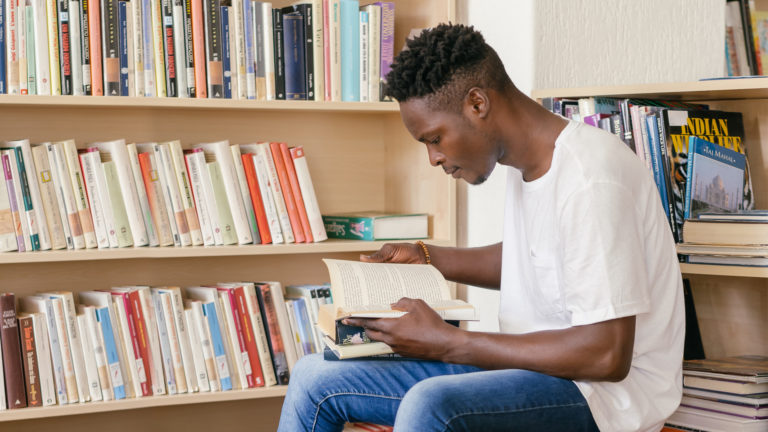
[430,137,440,145]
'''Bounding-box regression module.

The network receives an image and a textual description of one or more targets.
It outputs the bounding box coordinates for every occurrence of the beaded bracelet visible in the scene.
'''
[416,240,432,265]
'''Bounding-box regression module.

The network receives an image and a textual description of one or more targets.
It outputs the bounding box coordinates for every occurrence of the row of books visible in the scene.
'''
[541,97,754,244]
[0,282,331,410]
[664,355,768,432]
[0,0,395,101]
[677,211,768,266]
[0,138,328,253]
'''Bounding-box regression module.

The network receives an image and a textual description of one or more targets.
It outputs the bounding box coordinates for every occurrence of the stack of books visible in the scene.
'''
[665,355,768,432]
[0,0,396,101]
[678,211,768,266]
[0,138,328,253]
[0,280,336,410]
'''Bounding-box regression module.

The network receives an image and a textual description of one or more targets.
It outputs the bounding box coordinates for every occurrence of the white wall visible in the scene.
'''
[458,0,724,332]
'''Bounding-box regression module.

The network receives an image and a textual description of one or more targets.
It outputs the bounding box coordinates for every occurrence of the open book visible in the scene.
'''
[317,259,476,358]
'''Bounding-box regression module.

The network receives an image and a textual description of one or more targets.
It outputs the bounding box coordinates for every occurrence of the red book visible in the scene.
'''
[233,286,265,387]
[269,142,305,243]
[128,290,154,396]
[111,291,150,396]
[88,0,104,95]
[191,0,207,98]
[279,143,313,242]
[18,315,41,407]
[241,153,271,244]
[1,293,27,409]
[217,287,261,388]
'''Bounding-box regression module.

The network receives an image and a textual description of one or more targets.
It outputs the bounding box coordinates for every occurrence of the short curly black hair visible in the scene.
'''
[383,23,512,109]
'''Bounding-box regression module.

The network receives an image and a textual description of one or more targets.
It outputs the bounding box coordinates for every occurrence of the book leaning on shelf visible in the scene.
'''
[0,0,395,101]
[317,259,477,360]
[322,211,428,241]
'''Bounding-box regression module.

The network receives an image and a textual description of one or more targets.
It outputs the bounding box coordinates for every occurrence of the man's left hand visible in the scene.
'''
[343,297,461,361]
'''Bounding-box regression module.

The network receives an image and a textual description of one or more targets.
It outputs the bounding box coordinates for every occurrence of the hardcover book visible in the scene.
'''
[1,293,28,409]
[322,212,428,241]
[684,136,746,221]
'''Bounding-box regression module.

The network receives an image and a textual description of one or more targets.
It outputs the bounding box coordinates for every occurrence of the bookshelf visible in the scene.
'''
[532,80,768,362]
[0,1,457,430]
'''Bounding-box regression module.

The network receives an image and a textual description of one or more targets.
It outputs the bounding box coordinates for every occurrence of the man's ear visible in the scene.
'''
[464,88,490,120]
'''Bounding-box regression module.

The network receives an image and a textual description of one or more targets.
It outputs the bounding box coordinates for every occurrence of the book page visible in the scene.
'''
[323,259,451,308]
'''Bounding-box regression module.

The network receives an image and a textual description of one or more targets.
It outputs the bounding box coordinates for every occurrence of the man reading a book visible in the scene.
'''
[279,24,684,432]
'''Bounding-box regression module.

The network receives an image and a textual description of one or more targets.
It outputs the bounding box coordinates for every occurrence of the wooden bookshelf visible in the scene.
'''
[534,80,768,361]
[0,1,458,430]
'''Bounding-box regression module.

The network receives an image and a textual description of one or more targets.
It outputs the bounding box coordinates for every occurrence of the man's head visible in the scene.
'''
[384,24,514,185]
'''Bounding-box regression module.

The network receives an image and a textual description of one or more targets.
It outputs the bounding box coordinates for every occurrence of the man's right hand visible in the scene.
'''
[360,243,427,264]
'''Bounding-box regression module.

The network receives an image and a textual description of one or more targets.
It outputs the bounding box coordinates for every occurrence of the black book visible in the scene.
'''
[58,0,73,94]
[203,0,223,97]
[162,0,178,97]
[272,8,285,100]
[101,0,120,96]
[80,0,92,94]
[282,3,314,100]
[183,0,195,97]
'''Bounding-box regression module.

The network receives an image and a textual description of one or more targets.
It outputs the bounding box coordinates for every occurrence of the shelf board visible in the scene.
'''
[532,78,768,102]
[0,386,287,422]
[679,263,768,278]
[0,238,454,264]
[0,95,400,113]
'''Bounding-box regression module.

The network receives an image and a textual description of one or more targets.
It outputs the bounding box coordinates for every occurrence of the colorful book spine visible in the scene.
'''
[271,7,284,100]
[161,0,177,96]
[290,146,327,241]
[18,315,41,407]
[255,283,289,385]
[375,1,392,100]
[182,0,194,96]
[140,0,154,95]
[57,0,72,94]
[220,4,231,98]
[6,0,20,94]
[240,0,254,98]
[5,147,40,250]
[0,0,5,94]
[339,0,358,101]
[79,0,91,93]
[269,142,304,242]
[282,11,306,100]
[203,0,222,97]
[1,294,27,409]
[280,142,312,242]
[190,0,205,97]
[201,301,232,390]
[101,0,120,95]
[87,0,102,95]
[2,153,25,251]
[172,0,186,97]
[233,286,267,386]
[94,306,126,399]
[241,153,271,244]
[118,0,128,95]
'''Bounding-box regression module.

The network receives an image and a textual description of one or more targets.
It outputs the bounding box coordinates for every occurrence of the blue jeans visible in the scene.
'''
[278,353,600,432]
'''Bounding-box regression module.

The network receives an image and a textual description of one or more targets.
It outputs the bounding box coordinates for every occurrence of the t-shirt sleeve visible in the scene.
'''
[558,181,651,326]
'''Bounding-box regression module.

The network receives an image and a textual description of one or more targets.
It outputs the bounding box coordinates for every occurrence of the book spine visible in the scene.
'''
[8,147,51,253]
[82,306,112,400]
[183,151,215,245]
[56,293,89,402]
[251,152,283,243]
[78,0,90,93]
[50,297,79,402]
[30,0,47,95]
[206,160,237,245]
[140,0,154,95]
[240,0,254,98]
[322,0,330,100]
[90,150,120,247]
[241,153,271,244]
[216,288,248,389]
[75,314,103,401]
[183,308,210,391]
[30,313,56,405]
[79,152,110,248]
[136,287,166,395]
[68,0,82,95]
[148,147,181,246]
[269,142,304,242]
[62,142,97,249]
[169,141,203,245]
[290,146,326,241]
[264,282,298,372]
[375,1,392,100]
[189,301,219,391]
[279,143,312,242]
[196,153,223,245]
[283,12,305,100]
[230,145,260,244]
[366,4,378,100]
[18,315,42,407]
[101,0,119,95]
[8,148,40,250]
[30,146,66,249]
[46,0,62,94]
[220,4,231,98]
[260,2,274,99]
[87,0,102,95]
[252,2,264,99]
[151,291,177,394]
[118,0,128,95]
[2,153,25,251]
[300,4,314,100]
[189,0,204,97]
[158,291,187,393]
[329,0,340,101]
[201,301,232,390]
[94,306,126,399]
[1,295,26,409]
[40,298,66,404]
[23,0,34,94]
[182,0,194,96]
[160,0,176,96]
[126,144,159,246]
[271,7,284,100]
[18,0,27,94]
[102,160,134,247]
[6,0,20,94]
[259,143,294,243]
[241,284,276,386]
[684,136,696,222]
[129,0,144,96]
[255,284,289,385]
[339,0,358,101]
[207,144,253,245]
[656,115,680,243]
[127,291,153,395]
[0,0,6,94]
[359,10,367,101]
[150,0,166,96]
[171,0,186,97]
[155,144,191,246]
[203,0,222,97]
[233,287,264,386]
[165,288,197,393]
[105,143,150,246]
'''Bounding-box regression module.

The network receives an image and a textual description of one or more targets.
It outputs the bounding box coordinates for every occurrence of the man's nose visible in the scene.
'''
[427,147,445,167]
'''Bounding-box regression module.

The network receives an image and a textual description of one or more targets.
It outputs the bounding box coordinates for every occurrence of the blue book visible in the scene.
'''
[283,12,306,100]
[221,6,232,99]
[646,114,671,222]
[292,297,315,355]
[684,136,746,221]
[118,1,129,96]
[201,301,233,391]
[141,0,155,96]
[0,0,5,94]
[95,306,127,400]
[340,0,359,101]
[152,291,177,394]
[242,0,255,98]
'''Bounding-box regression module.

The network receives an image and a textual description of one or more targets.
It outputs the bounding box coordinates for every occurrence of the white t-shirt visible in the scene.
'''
[499,120,684,432]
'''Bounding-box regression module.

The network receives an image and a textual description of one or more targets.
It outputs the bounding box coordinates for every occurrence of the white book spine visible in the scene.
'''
[69,0,83,95]
[112,296,141,398]
[365,4,380,101]
[158,291,188,393]
[199,142,252,244]
[267,281,299,371]
[31,144,68,250]
[261,2,275,100]
[92,151,121,248]
[242,283,277,386]
[151,290,177,395]
[56,293,91,402]
[189,300,220,391]
[81,306,113,401]
[137,287,166,395]
[141,0,155,96]
[329,0,341,101]
[62,140,98,248]
[76,314,103,402]
[168,141,203,245]
[96,141,150,247]
[165,288,198,393]
[231,0,246,99]
[32,0,51,94]
[156,144,192,246]
[79,152,111,249]
[17,0,27,94]
[7,140,51,250]
[137,145,178,246]
[311,0,323,101]
[359,11,368,102]
[258,143,294,243]
[184,152,215,246]
[284,300,303,362]
[49,297,79,403]
[184,308,211,392]
[49,143,84,250]
[291,148,327,241]
[229,144,259,242]
[126,143,159,246]
[172,0,187,97]
[30,313,57,406]
[5,0,19,94]
[130,0,145,96]
[0,171,17,251]
[197,153,224,245]
[217,290,246,390]
[252,152,283,243]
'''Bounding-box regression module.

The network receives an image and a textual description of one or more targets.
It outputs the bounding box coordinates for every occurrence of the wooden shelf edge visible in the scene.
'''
[531,78,768,101]
[0,95,400,113]
[679,263,768,278]
[0,239,455,264]
[0,386,287,422]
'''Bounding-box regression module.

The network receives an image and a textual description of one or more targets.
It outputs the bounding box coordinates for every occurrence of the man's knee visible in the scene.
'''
[395,376,462,431]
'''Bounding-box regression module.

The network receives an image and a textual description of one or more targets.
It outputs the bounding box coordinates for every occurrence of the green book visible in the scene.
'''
[207,161,238,245]
[322,212,428,241]
[103,161,134,247]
